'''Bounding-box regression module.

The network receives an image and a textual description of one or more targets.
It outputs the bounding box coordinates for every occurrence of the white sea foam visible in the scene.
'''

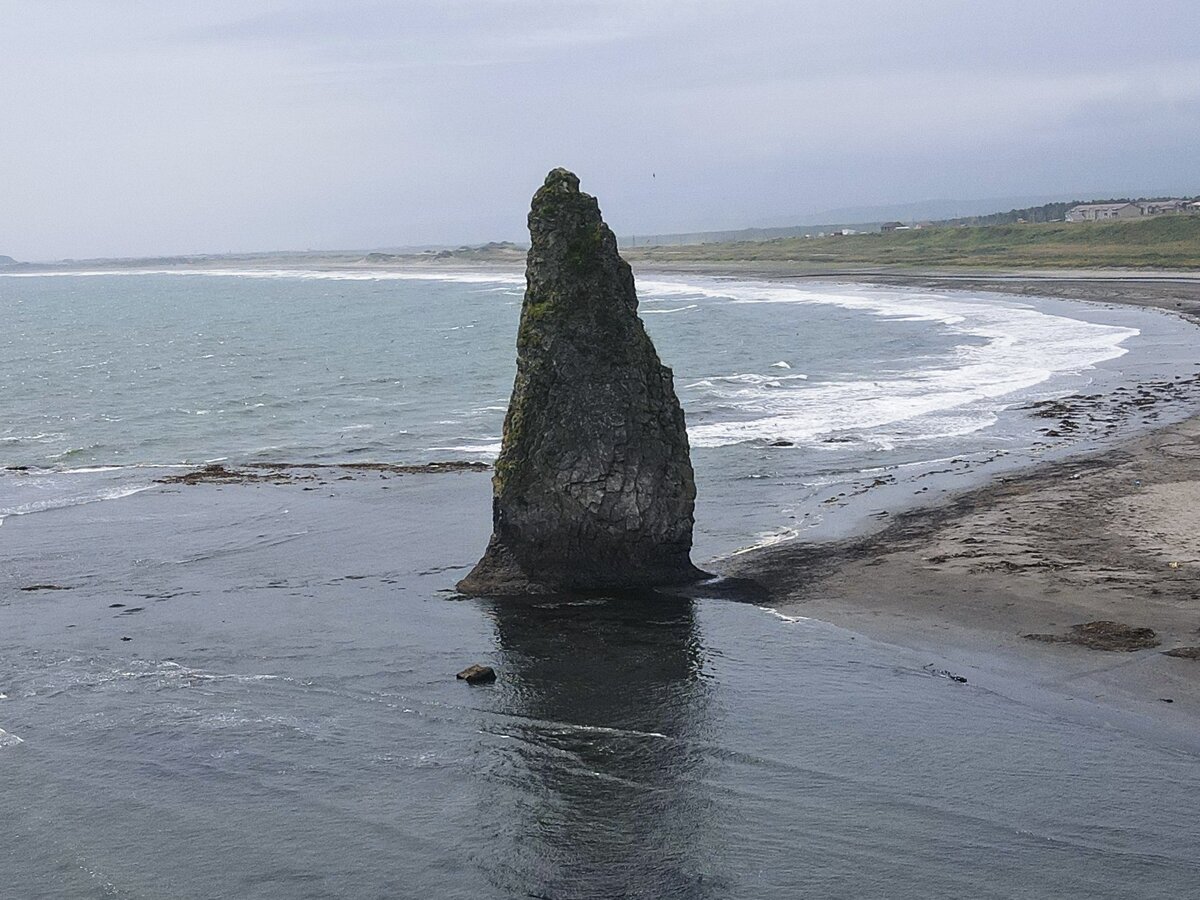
[641,304,699,314]
[646,278,1139,448]
[0,432,65,444]
[116,661,286,685]
[20,464,189,475]
[709,373,810,386]
[729,527,802,555]
[0,727,24,748]
[0,483,155,527]
[428,443,502,457]
[0,267,525,286]
[762,607,812,624]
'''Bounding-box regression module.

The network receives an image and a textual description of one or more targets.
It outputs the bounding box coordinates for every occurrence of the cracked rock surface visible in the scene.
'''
[457,169,702,595]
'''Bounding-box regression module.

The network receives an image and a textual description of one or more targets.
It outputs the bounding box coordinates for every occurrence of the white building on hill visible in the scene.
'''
[1136,199,1188,216]
[1066,199,1194,222]
[1065,202,1142,222]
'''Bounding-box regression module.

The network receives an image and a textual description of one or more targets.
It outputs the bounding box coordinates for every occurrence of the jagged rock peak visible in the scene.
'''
[457,168,703,596]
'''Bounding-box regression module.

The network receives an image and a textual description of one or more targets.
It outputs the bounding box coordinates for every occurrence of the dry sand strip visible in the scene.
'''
[726,413,1200,725]
[635,265,1200,322]
[853,271,1200,323]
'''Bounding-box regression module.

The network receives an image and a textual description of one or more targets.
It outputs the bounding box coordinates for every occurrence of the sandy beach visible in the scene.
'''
[715,273,1200,741]
[628,261,1200,321]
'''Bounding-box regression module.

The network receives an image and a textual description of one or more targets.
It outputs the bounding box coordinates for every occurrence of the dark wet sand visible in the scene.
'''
[717,274,1200,727]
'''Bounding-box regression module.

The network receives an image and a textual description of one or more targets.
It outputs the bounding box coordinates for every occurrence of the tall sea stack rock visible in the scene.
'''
[457,168,703,596]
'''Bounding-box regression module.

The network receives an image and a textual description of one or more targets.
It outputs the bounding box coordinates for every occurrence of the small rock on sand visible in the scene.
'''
[1163,646,1200,660]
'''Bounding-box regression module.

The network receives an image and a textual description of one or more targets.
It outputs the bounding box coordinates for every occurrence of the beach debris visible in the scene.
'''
[159,460,489,486]
[456,664,496,685]
[1025,398,1076,420]
[923,664,967,684]
[19,583,71,592]
[1024,620,1160,652]
[1168,561,1181,569]
[249,461,489,475]
[457,168,704,596]
[159,463,285,485]
[1163,646,1200,660]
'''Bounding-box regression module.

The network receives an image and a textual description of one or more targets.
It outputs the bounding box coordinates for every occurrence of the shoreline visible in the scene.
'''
[11,256,1200,320]
[8,264,1200,740]
[712,273,1200,739]
[634,262,1200,322]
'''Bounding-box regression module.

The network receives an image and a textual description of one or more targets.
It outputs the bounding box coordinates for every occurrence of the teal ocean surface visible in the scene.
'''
[2,268,1194,555]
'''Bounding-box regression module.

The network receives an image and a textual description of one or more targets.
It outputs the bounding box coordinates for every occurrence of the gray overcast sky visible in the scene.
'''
[2,1,1198,260]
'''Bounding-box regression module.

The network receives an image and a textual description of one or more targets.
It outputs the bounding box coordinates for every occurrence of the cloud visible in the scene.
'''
[0,1,1197,258]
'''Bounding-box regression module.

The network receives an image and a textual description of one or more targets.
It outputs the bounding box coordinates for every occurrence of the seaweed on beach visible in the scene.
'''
[158,461,490,486]
[1025,620,1161,652]
[1163,646,1200,660]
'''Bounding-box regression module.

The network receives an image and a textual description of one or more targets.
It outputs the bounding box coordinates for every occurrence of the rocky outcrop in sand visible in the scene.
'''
[457,168,702,595]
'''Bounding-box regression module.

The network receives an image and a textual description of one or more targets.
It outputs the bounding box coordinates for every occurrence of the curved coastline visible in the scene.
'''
[706,273,1200,739]
[5,262,1198,732]
[3,264,1199,895]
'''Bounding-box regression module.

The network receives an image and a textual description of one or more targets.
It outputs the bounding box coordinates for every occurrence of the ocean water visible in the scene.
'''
[3,269,1200,898]
[2,269,1194,555]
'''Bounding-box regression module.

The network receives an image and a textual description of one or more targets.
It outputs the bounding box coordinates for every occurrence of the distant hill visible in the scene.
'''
[0,255,16,266]
[786,196,1064,227]
[621,193,1199,249]
[621,224,867,248]
[628,215,1200,270]
[934,202,1077,226]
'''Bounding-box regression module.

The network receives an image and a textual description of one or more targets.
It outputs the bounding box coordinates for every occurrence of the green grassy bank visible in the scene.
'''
[626,215,1200,270]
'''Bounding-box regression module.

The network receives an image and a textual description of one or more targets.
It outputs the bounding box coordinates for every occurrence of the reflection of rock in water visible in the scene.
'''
[473,595,723,898]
